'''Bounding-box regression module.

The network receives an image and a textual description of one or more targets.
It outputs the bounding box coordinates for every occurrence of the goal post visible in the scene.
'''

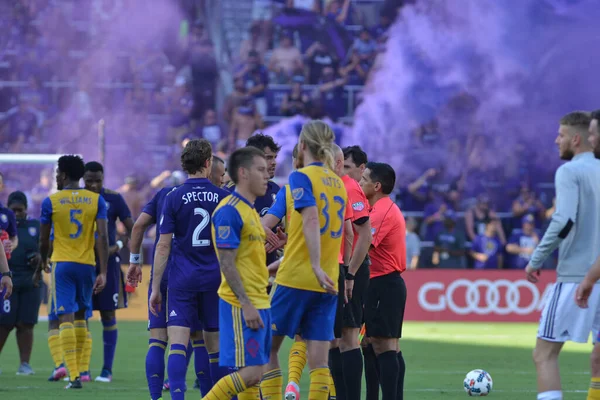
[0,154,68,164]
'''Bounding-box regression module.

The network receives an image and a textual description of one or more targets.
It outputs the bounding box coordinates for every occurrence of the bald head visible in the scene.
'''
[332,143,345,177]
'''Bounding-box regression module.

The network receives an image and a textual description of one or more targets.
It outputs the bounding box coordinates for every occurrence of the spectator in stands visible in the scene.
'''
[228,99,264,151]
[2,95,38,152]
[189,38,218,118]
[511,182,546,227]
[506,214,540,269]
[422,193,453,242]
[269,32,304,83]
[464,194,506,245]
[433,211,467,268]
[371,7,395,39]
[403,168,437,211]
[304,41,339,85]
[236,50,269,117]
[239,23,269,64]
[339,49,370,85]
[318,65,346,121]
[405,217,421,269]
[280,75,310,116]
[287,0,321,12]
[168,79,195,144]
[29,169,52,217]
[223,77,249,125]
[470,219,503,269]
[324,0,351,25]
[199,108,225,150]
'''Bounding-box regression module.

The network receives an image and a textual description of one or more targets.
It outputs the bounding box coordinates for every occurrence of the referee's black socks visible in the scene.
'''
[397,351,406,400]
[329,347,346,400]
[363,344,380,400]
[341,348,363,400]
[378,350,399,400]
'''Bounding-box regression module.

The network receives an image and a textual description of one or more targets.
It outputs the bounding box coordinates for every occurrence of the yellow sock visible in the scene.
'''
[288,341,307,385]
[238,385,261,400]
[260,369,283,400]
[48,329,63,368]
[203,372,247,400]
[308,368,330,400]
[329,370,337,400]
[59,322,79,381]
[588,377,600,400]
[79,331,92,374]
[74,320,87,371]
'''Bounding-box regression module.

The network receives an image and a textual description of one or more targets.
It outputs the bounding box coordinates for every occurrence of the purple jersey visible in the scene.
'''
[0,204,17,237]
[100,189,132,246]
[472,235,502,269]
[160,178,228,292]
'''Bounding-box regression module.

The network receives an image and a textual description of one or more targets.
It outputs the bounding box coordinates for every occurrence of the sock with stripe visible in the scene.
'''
[74,320,87,372]
[309,367,330,400]
[329,370,337,400]
[79,331,93,374]
[537,390,563,400]
[589,377,600,400]
[378,350,399,400]
[329,347,346,400]
[363,344,380,400]
[48,329,63,368]
[288,341,307,385]
[202,371,248,400]
[59,322,79,381]
[238,385,261,400]
[193,339,212,396]
[397,351,405,400]
[101,317,118,372]
[209,351,229,385]
[260,368,283,400]
[168,343,188,399]
[342,348,363,400]
[146,339,167,400]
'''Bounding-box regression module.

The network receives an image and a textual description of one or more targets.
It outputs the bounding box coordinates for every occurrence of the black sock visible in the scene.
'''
[397,351,405,400]
[329,347,346,400]
[341,348,363,400]
[363,344,380,400]
[377,350,399,400]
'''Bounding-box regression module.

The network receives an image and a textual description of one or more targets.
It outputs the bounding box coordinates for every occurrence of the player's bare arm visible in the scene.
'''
[149,233,172,316]
[301,205,336,294]
[576,255,600,308]
[348,219,371,276]
[0,240,12,299]
[39,222,52,272]
[94,217,109,294]
[127,212,154,287]
[343,219,353,265]
[217,247,263,330]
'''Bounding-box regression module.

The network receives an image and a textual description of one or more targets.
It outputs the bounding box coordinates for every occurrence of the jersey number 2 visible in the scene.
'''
[319,194,345,238]
[70,209,83,239]
[192,208,210,247]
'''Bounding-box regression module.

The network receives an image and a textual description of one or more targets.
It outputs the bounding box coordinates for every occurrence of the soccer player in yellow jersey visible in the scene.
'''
[39,155,109,389]
[202,147,271,400]
[261,120,348,400]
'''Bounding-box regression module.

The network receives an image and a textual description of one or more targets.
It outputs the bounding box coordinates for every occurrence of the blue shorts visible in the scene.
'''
[93,255,127,311]
[148,281,168,330]
[166,288,219,331]
[270,284,337,341]
[53,262,96,317]
[219,299,271,367]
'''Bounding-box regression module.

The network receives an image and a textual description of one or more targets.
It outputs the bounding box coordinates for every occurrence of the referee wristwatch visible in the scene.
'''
[345,272,355,280]
[1,271,12,278]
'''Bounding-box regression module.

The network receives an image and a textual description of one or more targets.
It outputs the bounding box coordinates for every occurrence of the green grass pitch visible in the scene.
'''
[0,321,592,399]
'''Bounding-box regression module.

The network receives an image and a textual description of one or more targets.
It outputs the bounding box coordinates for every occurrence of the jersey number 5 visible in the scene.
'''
[70,209,83,239]
[192,208,210,247]
[319,194,345,239]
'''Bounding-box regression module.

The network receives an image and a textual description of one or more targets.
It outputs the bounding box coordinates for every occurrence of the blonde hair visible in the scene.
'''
[299,120,336,170]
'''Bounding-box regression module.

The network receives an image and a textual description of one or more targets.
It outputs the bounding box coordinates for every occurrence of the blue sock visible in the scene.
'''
[186,340,193,369]
[102,317,118,372]
[208,351,230,385]
[167,344,188,400]
[192,339,212,396]
[146,339,167,400]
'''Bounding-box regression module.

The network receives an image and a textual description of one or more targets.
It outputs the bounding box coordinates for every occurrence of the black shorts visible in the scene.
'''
[334,264,345,339]
[0,284,42,326]
[343,258,370,329]
[365,272,406,339]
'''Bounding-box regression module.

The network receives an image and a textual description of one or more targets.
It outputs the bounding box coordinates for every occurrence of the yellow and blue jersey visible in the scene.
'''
[275,162,347,293]
[266,184,294,231]
[212,192,269,309]
[41,189,107,266]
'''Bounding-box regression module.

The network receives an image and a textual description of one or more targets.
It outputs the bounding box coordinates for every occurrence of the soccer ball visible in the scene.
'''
[463,369,493,396]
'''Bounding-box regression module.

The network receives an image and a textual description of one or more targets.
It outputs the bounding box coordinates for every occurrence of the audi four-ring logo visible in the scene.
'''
[417,279,553,315]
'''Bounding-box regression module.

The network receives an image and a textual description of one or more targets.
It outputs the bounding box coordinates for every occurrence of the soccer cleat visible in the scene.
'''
[162,378,170,391]
[16,362,34,375]
[95,368,112,382]
[193,378,200,390]
[285,382,301,400]
[48,364,67,381]
[80,371,91,382]
[65,377,83,389]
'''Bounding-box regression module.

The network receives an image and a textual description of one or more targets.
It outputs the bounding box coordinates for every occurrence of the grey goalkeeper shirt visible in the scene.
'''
[530,152,600,282]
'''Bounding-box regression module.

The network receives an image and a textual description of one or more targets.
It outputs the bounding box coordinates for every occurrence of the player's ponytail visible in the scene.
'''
[299,120,336,170]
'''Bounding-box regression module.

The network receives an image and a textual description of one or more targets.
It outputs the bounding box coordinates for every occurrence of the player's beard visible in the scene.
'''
[560,147,574,161]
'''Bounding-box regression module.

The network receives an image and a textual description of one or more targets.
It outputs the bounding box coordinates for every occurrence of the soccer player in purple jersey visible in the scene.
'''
[149,139,229,400]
